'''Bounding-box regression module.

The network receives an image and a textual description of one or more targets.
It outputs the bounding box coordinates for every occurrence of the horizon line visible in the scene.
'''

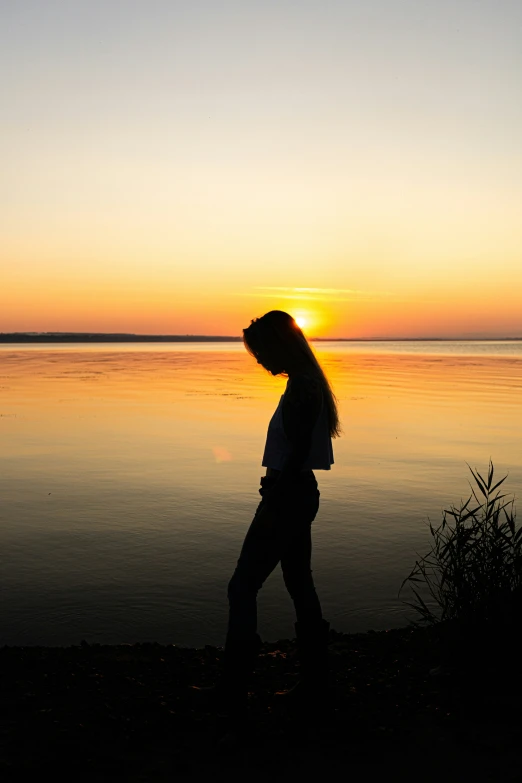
[1,332,522,343]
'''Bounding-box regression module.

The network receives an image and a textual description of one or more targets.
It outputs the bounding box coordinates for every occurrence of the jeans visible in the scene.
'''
[226,471,323,643]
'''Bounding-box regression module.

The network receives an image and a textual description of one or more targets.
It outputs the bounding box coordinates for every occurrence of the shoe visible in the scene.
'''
[275,619,331,706]
[190,633,262,716]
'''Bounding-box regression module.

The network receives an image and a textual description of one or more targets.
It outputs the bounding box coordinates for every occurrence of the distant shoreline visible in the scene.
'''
[1,333,521,343]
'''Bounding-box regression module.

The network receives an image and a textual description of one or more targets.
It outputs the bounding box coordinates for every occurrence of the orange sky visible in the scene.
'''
[2,1,521,338]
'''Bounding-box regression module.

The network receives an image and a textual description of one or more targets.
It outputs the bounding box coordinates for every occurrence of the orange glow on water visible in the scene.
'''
[1,342,521,645]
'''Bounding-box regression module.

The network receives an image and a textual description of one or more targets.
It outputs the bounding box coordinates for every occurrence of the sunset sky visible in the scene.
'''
[2,0,521,338]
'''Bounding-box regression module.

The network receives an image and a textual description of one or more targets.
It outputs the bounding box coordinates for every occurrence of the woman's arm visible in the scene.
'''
[260,374,322,510]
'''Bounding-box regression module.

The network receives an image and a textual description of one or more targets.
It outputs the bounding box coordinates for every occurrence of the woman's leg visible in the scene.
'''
[280,490,323,624]
[226,479,317,641]
[221,501,292,712]
[193,502,280,712]
[226,503,285,643]
[277,490,331,702]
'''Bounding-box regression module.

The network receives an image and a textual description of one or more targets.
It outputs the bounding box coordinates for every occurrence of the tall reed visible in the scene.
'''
[400,461,521,631]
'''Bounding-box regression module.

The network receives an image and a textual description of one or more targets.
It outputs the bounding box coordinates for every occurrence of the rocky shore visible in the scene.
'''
[1,627,520,782]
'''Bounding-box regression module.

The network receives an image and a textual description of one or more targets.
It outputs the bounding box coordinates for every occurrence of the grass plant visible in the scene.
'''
[400,461,521,636]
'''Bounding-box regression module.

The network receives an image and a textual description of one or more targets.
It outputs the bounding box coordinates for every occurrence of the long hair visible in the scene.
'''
[243,310,342,438]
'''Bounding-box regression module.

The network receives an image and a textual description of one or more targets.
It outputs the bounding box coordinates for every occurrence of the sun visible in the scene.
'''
[293,310,324,335]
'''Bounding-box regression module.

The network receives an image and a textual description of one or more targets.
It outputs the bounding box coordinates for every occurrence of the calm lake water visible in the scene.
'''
[1,341,521,647]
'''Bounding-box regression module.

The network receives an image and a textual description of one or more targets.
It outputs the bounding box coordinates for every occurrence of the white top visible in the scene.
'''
[261,385,334,471]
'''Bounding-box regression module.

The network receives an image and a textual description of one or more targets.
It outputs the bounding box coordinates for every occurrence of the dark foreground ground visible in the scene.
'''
[1,627,521,782]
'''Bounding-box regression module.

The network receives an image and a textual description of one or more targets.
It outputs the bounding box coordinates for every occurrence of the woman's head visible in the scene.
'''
[242,310,342,438]
[242,310,307,375]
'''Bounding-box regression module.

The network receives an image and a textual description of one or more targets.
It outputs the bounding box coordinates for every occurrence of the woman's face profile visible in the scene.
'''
[244,317,287,376]
[255,344,284,376]
[257,354,281,376]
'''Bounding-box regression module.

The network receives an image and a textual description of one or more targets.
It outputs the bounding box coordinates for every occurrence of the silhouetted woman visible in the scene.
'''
[193,310,341,724]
